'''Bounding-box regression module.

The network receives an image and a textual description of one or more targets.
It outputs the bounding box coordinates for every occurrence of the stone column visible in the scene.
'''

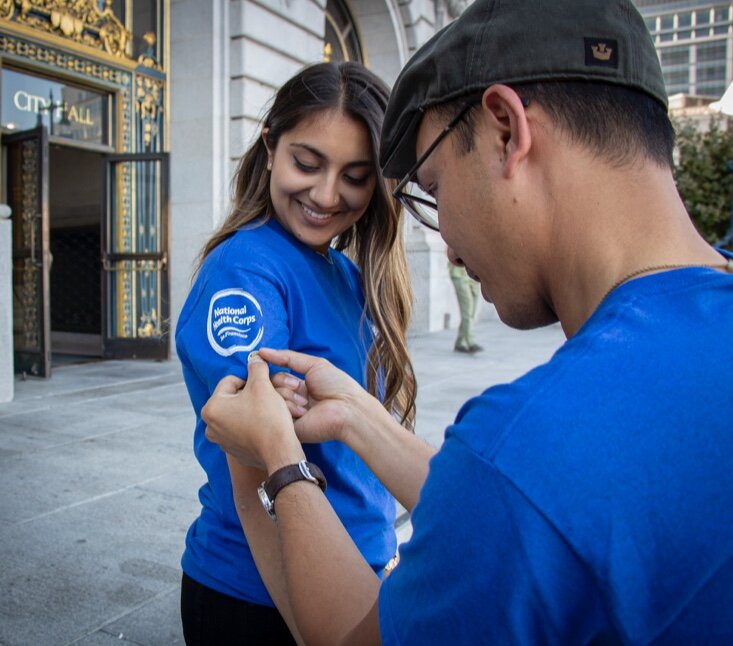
[169,0,230,348]
[406,225,458,334]
[0,204,13,402]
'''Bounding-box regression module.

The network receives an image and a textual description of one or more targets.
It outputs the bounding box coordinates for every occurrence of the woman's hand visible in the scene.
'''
[203,355,305,471]
[261,347,373,445]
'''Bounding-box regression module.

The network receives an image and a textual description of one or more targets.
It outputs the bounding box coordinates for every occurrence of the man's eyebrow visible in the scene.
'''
[290,142,372,168]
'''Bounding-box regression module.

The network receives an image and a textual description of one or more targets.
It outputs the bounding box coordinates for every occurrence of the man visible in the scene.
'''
[448,259,483,353]
[203,0,733,643]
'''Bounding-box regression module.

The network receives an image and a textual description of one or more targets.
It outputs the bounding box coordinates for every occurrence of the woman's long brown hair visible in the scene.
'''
[197,62,416,429]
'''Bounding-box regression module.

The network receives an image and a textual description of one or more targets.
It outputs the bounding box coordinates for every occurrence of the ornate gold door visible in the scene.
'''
[102,152,169,359]
[6,126,51,377]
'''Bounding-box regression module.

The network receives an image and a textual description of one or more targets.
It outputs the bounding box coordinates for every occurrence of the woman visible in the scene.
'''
[175,61,416,644]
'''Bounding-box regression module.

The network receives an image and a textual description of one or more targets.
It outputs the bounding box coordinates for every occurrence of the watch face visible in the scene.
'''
[257,484,276,521]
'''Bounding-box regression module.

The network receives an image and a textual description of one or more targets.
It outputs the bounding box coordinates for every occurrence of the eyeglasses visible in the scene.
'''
[392,97,528,231]
[392,102,475,231]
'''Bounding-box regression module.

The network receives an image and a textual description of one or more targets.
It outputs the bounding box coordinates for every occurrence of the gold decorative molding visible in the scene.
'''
[137,306,158,338]
[115,162,133,336]
[119,81,132,151]
[135,73,163,149]
[137,31,161,71]
[3,0,131,59]
[1,0,14,19]
[0,32,131,82]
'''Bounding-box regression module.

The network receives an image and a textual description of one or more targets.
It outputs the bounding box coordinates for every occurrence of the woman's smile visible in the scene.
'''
[298,200,339,223]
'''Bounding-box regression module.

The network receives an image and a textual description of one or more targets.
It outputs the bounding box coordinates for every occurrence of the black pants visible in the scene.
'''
[181,572,296,645]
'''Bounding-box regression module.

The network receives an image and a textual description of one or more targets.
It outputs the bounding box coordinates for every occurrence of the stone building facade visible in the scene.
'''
[0,0,467,397]
[169,0,469,343]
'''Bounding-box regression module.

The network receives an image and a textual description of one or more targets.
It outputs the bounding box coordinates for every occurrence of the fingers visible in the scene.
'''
[258,347,329,375]
[275,386,308,418]
[212,375,246,397]
[245,352,270,384]
[271,371,308,399]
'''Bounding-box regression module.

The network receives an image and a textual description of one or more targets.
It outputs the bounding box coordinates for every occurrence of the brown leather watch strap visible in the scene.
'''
[263,460,327,502]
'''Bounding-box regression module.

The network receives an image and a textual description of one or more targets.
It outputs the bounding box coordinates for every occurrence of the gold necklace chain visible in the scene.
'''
[600,257,733,305]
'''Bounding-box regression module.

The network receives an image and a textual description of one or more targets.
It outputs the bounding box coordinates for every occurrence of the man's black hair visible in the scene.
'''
[431,81,675,170]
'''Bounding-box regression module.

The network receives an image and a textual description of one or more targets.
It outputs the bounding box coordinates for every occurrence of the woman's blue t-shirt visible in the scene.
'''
[176,216,396,604]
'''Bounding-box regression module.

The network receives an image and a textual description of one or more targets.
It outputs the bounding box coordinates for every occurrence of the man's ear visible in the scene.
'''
[480,85,531,178]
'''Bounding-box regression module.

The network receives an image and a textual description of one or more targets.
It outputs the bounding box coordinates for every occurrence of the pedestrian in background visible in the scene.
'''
[175,61,415,644]
[202,0,733,643]
[448,256,483,353]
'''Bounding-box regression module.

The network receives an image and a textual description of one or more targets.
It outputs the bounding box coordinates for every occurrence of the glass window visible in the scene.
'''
[324,0,363,63]
[0,68,110,145]
[696,9,711,25]
[678,12,692,28]
[697,64,727,82]
[697,82,726,96]
[714,6,729,22]
[645,17,657,33]
[112,0,124,21]
[678,29,693,40]
[132,0,158,61]
[661,47,690,66]
[99,0,124,20]
[661,14,674,30]
[664,69,690,86]
[696,40,727,62]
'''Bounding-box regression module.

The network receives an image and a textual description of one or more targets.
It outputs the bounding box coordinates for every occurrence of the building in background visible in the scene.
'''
[170,0,467,348]
[0,0,465,390]
[0,0,168,379]
[635,0,733,119]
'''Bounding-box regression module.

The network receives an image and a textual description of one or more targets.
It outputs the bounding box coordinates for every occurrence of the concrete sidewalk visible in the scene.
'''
[0,318,564,646]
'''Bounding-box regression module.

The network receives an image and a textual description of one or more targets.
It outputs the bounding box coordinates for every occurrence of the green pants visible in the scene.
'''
[449,264,481,349]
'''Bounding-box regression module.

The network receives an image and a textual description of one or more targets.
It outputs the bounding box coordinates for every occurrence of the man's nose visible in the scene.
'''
[447,247,464,267]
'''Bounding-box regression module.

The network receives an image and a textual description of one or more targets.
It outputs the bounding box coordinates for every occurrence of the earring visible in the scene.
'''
[267,159,273,171]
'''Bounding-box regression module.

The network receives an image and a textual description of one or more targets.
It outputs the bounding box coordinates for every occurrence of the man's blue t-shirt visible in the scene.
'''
[176,216,396,605]
[380,264,733,644]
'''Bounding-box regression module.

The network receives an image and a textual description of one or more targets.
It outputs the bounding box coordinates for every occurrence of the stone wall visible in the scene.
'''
[168,0,470,344]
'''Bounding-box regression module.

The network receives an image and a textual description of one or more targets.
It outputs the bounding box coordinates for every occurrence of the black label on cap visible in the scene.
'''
[584,38,618,69]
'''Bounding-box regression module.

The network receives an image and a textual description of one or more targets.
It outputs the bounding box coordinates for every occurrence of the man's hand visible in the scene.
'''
[260,347,374,445]
[203,355,305,472]
[264,347,436,512]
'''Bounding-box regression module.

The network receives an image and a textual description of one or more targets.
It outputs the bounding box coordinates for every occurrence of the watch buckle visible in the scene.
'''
[298,460,318,485]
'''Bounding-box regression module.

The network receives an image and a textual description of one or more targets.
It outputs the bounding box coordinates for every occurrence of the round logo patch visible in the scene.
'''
[207,288,264,356]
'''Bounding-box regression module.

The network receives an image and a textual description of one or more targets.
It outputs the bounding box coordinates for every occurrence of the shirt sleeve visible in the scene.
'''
[177,256,290,394]
[378,435,611,645]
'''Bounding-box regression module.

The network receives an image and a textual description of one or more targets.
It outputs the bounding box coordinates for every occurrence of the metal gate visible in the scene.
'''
[102,152,170,359]
[6,126,51,377]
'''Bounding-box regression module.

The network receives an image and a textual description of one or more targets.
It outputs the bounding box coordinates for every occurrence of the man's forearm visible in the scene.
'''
[226,457,305,645]
[340,394,437,512]
[272,478,382,645]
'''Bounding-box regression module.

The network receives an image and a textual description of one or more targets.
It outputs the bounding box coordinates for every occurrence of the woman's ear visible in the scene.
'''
[480,85,531,179]
[261,128,273,171]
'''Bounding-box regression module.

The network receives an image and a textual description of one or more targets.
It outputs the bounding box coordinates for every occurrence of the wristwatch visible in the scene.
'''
[258,460,327,521]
